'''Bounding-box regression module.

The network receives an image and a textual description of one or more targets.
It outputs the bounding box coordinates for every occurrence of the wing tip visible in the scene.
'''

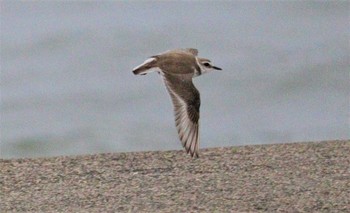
[184,48,198,56]
[184,129,200,158]
[190,150,200,158]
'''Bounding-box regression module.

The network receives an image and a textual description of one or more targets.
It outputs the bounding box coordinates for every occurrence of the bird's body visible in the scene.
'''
[132,48,221,158]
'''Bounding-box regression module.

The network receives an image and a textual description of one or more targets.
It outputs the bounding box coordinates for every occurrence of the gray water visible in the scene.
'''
[1,2,349,159]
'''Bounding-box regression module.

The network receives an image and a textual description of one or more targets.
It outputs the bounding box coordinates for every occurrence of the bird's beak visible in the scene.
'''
[213,66,222,70]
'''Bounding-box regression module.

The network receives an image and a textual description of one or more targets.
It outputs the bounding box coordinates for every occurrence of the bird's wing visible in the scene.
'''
[154,48,198,58]
[183,48,198,56]
[161,73,200,158]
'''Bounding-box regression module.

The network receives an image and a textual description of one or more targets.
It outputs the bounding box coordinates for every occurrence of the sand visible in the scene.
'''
[1,140,349,212]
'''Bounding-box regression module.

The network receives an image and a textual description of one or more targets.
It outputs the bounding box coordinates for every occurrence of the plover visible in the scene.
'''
[132,48,221,158]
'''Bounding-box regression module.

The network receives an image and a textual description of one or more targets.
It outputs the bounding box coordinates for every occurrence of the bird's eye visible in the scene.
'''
[203,62,210,67]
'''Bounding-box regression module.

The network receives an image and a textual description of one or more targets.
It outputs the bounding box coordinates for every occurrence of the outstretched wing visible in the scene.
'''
[161,73,200,158]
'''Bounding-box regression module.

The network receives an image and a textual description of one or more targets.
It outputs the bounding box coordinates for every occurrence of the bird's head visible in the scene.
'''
[197,58,222,74]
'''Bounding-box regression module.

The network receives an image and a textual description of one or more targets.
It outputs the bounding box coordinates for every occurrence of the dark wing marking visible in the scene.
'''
[161,73,200,158]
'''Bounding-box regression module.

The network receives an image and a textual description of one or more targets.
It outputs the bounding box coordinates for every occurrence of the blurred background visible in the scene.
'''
[1,1,349,159]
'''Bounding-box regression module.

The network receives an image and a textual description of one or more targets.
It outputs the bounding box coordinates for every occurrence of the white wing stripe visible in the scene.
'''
[161,74,199,157]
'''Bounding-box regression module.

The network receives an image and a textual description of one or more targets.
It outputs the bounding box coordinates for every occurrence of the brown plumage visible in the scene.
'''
[132,48,221,158]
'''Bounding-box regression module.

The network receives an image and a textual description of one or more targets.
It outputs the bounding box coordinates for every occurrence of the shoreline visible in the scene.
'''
[1,140,349,212]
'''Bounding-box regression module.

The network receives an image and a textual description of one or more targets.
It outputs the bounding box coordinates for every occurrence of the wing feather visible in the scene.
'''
[183,48,198,56]
[161,73,200,158]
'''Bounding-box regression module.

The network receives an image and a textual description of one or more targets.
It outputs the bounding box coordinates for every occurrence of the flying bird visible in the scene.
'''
[132,48,221,157]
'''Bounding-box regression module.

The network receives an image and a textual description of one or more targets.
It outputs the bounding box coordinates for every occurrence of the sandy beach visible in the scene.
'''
[1,140,349,212]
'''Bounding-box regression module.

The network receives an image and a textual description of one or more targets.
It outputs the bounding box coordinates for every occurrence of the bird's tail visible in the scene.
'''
[132,57,157,75]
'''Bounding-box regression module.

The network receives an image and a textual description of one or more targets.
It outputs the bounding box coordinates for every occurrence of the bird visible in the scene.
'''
[132,48,222,158]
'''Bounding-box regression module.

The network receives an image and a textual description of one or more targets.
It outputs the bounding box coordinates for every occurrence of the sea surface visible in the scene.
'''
[1,1,349,159]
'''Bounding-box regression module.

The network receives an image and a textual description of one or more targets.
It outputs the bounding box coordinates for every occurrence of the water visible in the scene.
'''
[1,2,349,159]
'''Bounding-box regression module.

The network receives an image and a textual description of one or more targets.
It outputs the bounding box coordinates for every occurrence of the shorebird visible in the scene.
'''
[132,48,222,158]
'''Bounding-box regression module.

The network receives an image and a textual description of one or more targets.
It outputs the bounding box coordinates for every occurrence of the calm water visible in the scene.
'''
[1,2,349,159]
